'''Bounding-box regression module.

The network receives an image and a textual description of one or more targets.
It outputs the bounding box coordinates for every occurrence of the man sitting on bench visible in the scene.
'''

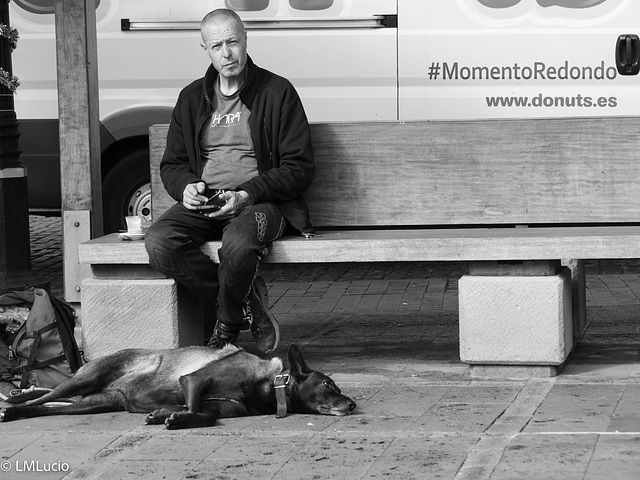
[144,9,315,354]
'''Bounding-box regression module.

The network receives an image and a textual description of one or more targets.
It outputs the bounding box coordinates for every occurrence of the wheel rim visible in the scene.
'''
[126,182,152,223]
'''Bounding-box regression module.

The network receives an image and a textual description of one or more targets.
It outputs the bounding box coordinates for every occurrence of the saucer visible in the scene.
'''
[118,231,145,241]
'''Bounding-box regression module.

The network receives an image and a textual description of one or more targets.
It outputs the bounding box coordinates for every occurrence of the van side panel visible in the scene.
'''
[400,0,640,120]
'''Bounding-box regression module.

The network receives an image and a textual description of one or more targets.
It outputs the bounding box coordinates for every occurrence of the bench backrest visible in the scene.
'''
[150,118,640,228]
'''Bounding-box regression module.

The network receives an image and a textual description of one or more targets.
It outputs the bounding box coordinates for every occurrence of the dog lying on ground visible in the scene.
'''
[0,344,355,429]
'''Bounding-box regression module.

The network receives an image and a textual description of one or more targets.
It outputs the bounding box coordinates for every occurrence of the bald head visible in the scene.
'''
[201,9,246,40]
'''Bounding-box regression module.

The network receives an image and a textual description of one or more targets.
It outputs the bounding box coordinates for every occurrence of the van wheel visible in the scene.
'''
[102,148,152,233]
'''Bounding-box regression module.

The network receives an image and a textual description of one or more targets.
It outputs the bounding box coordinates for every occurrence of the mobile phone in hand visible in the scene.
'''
[196,190,226,213]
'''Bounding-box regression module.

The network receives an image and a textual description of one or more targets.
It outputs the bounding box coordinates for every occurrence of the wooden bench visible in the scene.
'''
[79,118,640,375]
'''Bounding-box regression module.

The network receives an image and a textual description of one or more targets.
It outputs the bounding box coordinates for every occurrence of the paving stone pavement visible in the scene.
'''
[0,216,638,479]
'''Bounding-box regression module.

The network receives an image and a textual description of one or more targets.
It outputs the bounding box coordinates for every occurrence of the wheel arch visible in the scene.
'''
[100,105,173,176]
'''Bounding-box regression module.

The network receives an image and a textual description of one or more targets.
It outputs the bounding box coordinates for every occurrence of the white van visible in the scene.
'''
[10,0,640,231]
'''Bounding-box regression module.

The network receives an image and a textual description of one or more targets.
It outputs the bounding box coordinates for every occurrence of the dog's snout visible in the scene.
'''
[347,398,356,411]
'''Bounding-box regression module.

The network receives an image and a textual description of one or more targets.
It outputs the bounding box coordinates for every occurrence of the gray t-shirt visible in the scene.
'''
[200,81,258,190]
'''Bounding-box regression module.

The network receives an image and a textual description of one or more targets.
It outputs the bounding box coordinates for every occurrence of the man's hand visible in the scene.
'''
[182,181,208,209]
[183,182,252,217]
[204,190,252,219]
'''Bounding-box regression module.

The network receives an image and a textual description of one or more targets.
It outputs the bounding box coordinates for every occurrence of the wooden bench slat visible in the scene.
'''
[151,118,640,227]
[79,226,640,265]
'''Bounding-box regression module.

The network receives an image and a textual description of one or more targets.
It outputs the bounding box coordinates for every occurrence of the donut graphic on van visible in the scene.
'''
[466,0,630,25]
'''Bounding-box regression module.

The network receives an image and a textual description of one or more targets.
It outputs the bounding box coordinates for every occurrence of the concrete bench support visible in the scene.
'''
[459,263,573,369]
[81,276,203,360]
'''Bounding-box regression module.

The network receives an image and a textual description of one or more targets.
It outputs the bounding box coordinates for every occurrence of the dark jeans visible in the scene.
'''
[145,202,285,331]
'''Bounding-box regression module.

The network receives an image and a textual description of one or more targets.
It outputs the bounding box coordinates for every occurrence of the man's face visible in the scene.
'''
[201,18,248,81]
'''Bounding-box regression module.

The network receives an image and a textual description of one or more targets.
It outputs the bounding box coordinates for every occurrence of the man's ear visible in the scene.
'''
[288,344,311,379]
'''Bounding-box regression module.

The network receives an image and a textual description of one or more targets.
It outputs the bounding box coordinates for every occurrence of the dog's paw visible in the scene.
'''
[0,407,17,422]
[145,408,173,425]
[164,412,189,430]
[164,411,219,430]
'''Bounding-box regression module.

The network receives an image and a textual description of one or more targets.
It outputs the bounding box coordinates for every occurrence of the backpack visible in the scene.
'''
[0,288,83,389]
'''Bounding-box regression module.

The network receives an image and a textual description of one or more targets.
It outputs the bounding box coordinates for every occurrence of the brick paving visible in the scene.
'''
[28,215,64,297]
[0,216,637,479]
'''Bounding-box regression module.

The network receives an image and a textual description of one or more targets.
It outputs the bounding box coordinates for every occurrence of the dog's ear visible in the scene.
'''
[288,344,311,378]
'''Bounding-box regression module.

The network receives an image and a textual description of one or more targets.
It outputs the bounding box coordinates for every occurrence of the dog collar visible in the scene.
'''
[274,373,290,418]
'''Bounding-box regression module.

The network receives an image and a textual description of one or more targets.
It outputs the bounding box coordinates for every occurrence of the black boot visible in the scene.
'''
[206,321,239,349]
[246,276,280,354]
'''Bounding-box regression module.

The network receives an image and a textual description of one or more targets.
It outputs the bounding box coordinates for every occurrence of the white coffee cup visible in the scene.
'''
[125,215,142,234]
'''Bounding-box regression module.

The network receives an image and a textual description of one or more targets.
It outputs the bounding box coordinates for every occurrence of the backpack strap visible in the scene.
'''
[48,294,83,372]
[25,323,57,366]
[22,355,68,371]
[16,322,63,389]
[19,355,68,389]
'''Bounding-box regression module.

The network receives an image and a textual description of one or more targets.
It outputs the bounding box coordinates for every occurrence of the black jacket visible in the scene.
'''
[160,56,315,234]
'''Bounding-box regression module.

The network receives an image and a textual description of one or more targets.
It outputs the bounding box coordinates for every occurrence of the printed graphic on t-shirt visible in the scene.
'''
[200,85,258,190]
[212,111,242,128]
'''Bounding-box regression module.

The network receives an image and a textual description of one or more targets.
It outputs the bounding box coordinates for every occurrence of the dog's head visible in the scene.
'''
[285,344,356,416]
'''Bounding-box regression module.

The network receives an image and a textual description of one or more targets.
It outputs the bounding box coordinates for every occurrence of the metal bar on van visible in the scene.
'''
[121,16,397,31]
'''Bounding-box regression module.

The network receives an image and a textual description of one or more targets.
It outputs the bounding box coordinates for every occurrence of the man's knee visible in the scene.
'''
[230,205,283,243]
[145,223,181,270]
